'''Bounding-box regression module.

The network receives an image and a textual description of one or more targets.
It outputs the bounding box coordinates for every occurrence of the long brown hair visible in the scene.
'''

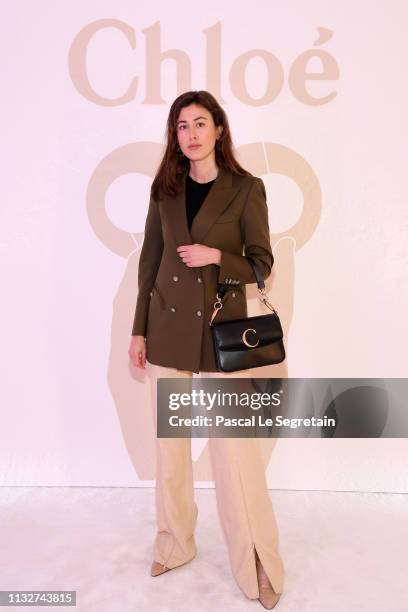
[151,90,252,200]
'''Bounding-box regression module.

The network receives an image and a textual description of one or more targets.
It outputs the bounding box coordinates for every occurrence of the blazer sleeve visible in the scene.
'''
[131,188,164,336]
[217,177,274,285]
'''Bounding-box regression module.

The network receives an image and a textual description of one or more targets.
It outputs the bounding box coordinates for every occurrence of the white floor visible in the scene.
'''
[0,487,407,611]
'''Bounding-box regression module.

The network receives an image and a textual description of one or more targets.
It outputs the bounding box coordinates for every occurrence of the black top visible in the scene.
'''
[185,173,216,231]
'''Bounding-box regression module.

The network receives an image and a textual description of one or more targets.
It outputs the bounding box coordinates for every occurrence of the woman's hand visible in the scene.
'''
[129,335,147,369]
[176,244,221,267]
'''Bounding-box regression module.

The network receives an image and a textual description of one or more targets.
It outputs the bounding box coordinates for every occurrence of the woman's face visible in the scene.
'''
[176,103,222,162]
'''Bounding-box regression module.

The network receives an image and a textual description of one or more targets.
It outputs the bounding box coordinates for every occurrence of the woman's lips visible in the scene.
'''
[188,144,201,149]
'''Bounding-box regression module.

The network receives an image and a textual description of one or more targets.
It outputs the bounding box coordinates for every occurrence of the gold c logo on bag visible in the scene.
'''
[242,328,259,348]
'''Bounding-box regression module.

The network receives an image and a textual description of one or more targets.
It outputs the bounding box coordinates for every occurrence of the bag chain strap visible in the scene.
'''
[209,287,277,327]
[209,257,278,326]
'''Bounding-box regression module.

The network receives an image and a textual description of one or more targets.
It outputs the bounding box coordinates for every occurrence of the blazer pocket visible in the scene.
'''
[152,282,166,310]
[214,214,240,224]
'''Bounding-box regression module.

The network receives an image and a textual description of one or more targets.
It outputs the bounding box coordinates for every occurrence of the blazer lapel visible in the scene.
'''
[164,165,240,246]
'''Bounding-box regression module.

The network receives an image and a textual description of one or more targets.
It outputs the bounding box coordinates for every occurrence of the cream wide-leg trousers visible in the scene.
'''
[147,359,285,600]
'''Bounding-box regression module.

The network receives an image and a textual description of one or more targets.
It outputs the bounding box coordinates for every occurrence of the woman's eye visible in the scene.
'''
[178,122,205,130]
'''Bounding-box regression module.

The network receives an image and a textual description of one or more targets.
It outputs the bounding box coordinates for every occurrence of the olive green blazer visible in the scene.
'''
[131,164,273,372]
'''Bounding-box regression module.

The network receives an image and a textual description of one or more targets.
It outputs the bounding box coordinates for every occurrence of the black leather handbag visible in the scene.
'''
[209,257,285,372]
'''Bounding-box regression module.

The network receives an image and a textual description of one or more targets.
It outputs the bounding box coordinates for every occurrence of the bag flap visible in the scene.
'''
[212,313,283,351]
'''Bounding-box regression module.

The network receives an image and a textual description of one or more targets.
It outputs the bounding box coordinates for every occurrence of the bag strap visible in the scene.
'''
[210,257,278,326]
[216,257,265,298]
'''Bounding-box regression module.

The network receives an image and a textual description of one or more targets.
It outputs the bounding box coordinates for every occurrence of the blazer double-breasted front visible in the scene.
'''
[131,164,274,373]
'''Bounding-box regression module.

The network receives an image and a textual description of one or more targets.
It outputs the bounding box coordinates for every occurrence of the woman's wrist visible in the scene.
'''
[212,248,221,265]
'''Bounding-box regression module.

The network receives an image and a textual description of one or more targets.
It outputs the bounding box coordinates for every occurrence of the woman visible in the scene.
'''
[129,90,284,609]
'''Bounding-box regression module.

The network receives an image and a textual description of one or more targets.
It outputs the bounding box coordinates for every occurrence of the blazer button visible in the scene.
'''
[196,310,202,317]
[172,275,179,281]
[197,277,202,283]
[170,306,176,312]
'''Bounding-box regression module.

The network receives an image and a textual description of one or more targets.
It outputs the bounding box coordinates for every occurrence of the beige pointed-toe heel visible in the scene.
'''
[150,553,197,577]
[255,551,281,610]
[150,561,171,576]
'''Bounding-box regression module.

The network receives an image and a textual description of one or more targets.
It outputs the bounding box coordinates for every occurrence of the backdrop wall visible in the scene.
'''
[1,1,407,491]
